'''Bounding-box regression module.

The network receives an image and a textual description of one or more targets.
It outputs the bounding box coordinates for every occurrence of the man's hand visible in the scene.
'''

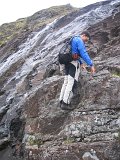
[81,63,87,70]
[81,64,96,74]
[90,66,96,74]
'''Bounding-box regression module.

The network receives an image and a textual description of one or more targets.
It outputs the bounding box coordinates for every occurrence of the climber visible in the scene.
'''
[59,31,95,110]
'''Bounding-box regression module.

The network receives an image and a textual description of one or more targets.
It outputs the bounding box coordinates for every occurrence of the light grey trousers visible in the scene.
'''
[59,61,80,104]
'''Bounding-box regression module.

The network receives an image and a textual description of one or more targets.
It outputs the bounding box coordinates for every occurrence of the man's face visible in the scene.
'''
[81,34,89,42]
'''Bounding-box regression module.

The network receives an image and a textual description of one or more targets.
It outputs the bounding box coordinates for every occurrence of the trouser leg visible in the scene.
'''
[63,61,80,104]
[59,75,68,101]
[74,61,80,82]
[72,62,80,98]
[63,75,74,104]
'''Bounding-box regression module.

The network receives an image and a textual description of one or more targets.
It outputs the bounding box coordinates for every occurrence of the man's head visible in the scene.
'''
[81,31,91,42]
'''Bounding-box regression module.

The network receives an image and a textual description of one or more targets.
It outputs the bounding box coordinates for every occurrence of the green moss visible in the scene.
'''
[0,18,27,48]
[0,40,7,47]
[28,136,44,146]
[0,32,3,36]
[29,136,35,145]
[63,137,75,144]
[112,72,120,78]
[0,5,77,48]
[16,21,25,28]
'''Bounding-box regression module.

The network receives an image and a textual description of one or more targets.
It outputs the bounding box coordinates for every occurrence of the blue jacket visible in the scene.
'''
[71,36,93,66]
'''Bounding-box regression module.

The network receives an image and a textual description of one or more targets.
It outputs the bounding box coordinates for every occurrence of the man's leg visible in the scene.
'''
[74,62,80,82]
[59,64,69,103]
[62,61,80,108]
[59,75,68,102]
[71,62,80,105]
[62,62,76,104]
[72,62,80,94]
[63,75,74,104]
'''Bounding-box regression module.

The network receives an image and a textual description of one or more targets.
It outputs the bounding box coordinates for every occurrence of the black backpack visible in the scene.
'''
[58,37,73,65]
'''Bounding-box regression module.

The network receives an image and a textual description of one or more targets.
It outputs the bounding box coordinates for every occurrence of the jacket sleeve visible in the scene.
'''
[77,40,93,66]
[78,58,83,65]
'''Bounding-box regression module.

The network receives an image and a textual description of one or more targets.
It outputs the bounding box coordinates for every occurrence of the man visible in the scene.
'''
[59,31,95,110]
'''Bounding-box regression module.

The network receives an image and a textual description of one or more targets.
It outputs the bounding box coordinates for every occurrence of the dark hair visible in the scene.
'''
[81,31,91,40]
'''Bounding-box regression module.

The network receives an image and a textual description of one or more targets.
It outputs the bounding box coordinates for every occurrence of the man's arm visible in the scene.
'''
[78,58,83,65]
[77,40,95,73]
[77,40,93,66]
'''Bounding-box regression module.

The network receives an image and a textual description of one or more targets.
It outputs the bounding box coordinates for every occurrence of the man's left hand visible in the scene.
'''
[81,63,87,70]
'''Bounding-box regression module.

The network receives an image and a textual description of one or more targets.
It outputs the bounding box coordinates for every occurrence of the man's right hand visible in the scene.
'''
[90,66,96,74]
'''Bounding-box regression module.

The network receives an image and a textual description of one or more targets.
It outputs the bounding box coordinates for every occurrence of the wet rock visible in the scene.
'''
[0,137,10,150]
[82,151,99,160]
[0,127,9,139]
[30,70,46,86]
[16,77,30,94]
[0,105,9,120]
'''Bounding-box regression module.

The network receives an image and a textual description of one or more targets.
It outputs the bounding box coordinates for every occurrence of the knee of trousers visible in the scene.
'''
[67,75,75,87]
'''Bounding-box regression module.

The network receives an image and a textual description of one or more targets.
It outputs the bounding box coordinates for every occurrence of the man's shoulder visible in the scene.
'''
[72,36,81,41]
[73,36,80,40]
[72,36,82,44]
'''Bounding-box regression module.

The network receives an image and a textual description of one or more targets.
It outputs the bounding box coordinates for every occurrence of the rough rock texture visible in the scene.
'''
[0,0,120,160]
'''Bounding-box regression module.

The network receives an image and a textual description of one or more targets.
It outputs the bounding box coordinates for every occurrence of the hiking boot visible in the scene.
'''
[60,101,74,111]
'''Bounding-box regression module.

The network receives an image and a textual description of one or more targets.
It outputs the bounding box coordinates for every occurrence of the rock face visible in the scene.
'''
[0,0,120,160]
